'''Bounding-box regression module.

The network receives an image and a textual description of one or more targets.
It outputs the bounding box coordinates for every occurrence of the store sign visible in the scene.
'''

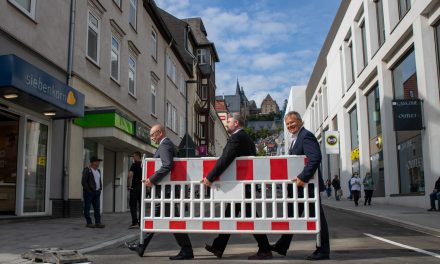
[134,122,150,144]
[392,99,423,131]
[324,131,339,154]
[0,54,85,116]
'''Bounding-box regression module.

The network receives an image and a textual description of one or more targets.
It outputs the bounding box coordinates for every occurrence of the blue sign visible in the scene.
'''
[0,54,84,117]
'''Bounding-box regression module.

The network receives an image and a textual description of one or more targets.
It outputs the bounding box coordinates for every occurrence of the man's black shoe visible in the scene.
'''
[205,244,223,258]
[169,251,194,260]
[269,244,287,256]
[135,244,147,257]
[306,252,330,261]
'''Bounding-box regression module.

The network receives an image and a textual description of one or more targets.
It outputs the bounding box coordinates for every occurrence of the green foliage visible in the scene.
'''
[256,145,267,156]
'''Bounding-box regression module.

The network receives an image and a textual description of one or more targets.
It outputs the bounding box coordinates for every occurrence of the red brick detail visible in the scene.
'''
[236,160,253,180]
[171,161,187,181]
[237,221,254,230]
[271,221,290,230]
[270,159,288,180]
[146,161,155,179]
[169,221,186,229]
[202,221,220,230]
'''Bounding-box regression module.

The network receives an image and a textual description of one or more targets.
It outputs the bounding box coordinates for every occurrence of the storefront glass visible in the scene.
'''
[84,139,98,167]
[392,48,424,194]
[23,120,48,213]
[367,85,385,196]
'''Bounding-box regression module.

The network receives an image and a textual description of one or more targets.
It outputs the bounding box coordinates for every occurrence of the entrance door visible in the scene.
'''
[0,110,19,214]
[103,149,116,213]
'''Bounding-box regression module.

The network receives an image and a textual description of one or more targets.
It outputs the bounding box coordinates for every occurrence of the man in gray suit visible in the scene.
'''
[133,124,194,260]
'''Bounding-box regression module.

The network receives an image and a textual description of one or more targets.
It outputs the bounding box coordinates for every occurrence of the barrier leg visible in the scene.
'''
[316,232,321,247]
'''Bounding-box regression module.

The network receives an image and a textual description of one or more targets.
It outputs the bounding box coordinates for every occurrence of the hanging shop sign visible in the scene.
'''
[392,99,423,131]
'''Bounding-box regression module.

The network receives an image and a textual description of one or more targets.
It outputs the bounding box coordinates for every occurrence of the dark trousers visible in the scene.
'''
[364,190,373,205]
[273,194,330,255]
[211,203,271,253]
[83,190,101,224]
[352,190,360,206]
[129,187,141,225]
[430,191,440,209]
[142,194,193,254]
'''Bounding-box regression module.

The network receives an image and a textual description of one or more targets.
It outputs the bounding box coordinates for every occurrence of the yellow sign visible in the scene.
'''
[67,90,77,105]
[350,147,359,161]
[38,156,46,166]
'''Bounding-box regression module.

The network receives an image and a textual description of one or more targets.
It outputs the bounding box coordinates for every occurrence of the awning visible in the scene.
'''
[0,54,85,118]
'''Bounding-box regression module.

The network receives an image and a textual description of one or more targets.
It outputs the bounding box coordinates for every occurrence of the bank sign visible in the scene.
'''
[0,54,84,116]
[392,99,423,131]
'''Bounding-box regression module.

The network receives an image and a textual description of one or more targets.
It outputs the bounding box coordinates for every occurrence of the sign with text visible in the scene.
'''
[392,99,423,131]
[324,131,340,154]
[134,122,151,144]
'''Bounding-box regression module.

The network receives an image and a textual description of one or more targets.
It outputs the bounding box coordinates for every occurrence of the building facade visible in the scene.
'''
[260,94,280,115]
[0,0,222,217]
[303,0,440,208]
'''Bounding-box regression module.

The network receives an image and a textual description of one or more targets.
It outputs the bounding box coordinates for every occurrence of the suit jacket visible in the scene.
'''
[206,129,256,182]
[150,137,176,185]
[289,127,325,191]
[81,167,102,192]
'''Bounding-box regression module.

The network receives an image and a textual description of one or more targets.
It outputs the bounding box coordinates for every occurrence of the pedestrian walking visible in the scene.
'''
[81,156,105,228]
[270,111,330,261]
[128,151,142,228]
[362,172,374,206]
[331,175,341,201]
[427,176,440,211]
[350,172,361,206]
[325,178,332,198]
[201,113,272,260]
[130,124,193,260]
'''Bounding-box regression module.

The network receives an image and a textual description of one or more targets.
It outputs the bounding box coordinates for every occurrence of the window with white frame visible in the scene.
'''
[151,76,157,116]
[398,0,411,20]
[9,0,36,18]
[166,103,172,128]
[151,29,157,60]
[201,85,208,100]
[129,0,137,29]
[166,103,177,131]
[172,106,177,131]
[180,116,185,138]
[179,73,186,95]
[113,0,121,8]
[110,35,120,81]
[197,49,208,64]
[360,20,368,68]
[87,11,100,64]
[128,55,136,97]
[166,55,177,83]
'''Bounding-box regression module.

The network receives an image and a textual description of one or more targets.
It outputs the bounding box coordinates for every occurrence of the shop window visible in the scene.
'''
[23,120,48,213]
[367,85,385,197]
[392,48,424,194]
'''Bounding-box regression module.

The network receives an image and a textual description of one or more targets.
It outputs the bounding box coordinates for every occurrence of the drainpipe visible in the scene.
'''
[62,0,76,217]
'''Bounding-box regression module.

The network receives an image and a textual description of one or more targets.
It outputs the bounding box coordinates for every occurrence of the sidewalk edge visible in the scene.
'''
[323,204,440,237]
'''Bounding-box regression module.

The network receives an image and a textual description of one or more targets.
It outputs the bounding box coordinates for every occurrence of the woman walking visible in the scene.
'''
[363,173,374,206]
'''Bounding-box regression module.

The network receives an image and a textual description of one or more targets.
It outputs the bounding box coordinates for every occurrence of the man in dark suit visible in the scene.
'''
[81,156,105,228]
[201,113,272,260]
[270,111,330,260]
[133,124,194,260]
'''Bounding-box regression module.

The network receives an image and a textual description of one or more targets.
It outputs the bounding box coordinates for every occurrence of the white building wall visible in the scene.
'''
[304,0,440,208]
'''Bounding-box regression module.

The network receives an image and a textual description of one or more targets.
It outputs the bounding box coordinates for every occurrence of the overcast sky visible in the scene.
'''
[155,0,341,107]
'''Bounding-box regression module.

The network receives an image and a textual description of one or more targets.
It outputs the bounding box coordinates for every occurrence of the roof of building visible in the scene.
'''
[183,18,220,62]
[215,100,229,112]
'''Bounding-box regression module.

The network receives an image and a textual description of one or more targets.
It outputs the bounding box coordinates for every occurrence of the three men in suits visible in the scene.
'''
[270,111,330,260]
[81,156,105,228]
[135,124,194,260]
[201,113,273,260]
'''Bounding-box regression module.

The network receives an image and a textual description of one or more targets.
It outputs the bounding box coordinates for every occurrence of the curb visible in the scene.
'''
[78,233,139,254]
[323,203,440,237]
